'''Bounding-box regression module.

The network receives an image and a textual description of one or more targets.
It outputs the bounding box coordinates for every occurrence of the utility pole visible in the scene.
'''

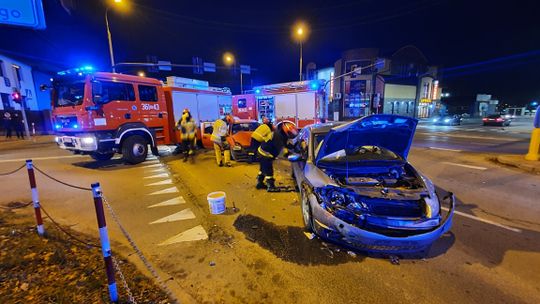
[21,96,31,139]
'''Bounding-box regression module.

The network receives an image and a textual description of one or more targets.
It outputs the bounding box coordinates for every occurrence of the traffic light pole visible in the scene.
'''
[21,97,31,139]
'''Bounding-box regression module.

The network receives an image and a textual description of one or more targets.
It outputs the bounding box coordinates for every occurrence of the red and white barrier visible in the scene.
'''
[25,160,45,236]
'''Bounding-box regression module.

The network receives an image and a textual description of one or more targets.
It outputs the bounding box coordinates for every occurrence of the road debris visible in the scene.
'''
[347,251,357,258]
[209,261,216,266]
[389,255,400,265]
[303,232,315,240]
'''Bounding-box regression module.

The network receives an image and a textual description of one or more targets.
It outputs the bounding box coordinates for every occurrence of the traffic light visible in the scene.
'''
[11,90,22,104]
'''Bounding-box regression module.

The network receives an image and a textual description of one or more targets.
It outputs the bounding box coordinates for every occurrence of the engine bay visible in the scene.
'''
[336,164,425,190]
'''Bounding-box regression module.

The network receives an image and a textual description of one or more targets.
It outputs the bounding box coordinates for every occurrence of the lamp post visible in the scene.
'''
[223,52,243,93]
[105,0,125,73]
[292,21,309,81]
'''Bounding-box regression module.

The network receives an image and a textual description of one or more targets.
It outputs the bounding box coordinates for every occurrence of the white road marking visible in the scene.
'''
[145,179,173,186]
[429,147,462,152]
[442,207,522,233]
[158,225,208,245]
[442,162,487,170]
[0,155,85,163]
[147,186,179,195]
[149,208,196,224]
[148,197,186,208]
[144,173,169,179]
[141,163,162,168]
[150,168,167,173]
[146,156,158,160]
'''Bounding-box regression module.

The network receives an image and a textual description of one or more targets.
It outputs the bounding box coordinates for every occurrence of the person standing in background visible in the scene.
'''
[13,111,25,139]
[3,111,12,139]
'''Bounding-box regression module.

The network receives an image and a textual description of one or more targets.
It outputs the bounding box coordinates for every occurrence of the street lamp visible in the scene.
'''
[223,52,246,94]
[292,21,309,81]
[137,71,145,77]
[105,0,128,73]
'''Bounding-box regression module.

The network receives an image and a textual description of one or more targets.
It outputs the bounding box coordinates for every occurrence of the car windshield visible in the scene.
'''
[487,114,501,118]
[53,81,85,107]
[232,122,259,134]
[319,145,400,163]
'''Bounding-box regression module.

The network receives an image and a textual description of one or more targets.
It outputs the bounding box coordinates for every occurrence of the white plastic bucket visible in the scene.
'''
[207,191,226,214]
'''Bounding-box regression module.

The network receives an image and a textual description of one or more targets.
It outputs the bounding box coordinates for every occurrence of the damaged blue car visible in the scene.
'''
[289,114,455,254]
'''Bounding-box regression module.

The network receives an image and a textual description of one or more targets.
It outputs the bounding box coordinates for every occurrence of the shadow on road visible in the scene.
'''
[234,214,364,265]
[71,158,129,170]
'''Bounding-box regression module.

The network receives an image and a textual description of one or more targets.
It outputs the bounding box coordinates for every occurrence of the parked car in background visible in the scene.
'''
[200,118,259,161]
[289,115,455,254]
[432,115,462,125]
[482,114,511,126]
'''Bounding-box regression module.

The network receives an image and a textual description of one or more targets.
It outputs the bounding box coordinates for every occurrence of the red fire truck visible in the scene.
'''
[232,80,327,128]
[51,71,231,164]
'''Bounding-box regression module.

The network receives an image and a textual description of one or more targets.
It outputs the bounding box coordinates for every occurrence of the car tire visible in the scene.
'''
[90,152,114,161]
[300,188,315,232]
[122,135,148,164]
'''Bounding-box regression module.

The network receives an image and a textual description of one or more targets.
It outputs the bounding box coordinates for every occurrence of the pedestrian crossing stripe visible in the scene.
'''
[149,208,196,224]
[144,173,169,179]
[147,186,179,195]
[147,196,186,208]
[158,225,208,245]
[141,163,162,168]
[145,179,173,186]
[150,168,167,173]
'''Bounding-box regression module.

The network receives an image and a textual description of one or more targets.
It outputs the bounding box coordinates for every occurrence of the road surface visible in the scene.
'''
[0,129,538,303]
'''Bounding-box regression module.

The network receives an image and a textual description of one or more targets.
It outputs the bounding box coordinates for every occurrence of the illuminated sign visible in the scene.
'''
[420,98,432,103]
[0,0,46,30]
[329,72,334,101]
[432,80,439,100]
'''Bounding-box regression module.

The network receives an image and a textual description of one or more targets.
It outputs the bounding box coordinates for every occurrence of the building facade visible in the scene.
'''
[324,46,442,121]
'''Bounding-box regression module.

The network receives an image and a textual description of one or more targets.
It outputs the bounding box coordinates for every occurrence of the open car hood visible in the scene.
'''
[315,115,417,164]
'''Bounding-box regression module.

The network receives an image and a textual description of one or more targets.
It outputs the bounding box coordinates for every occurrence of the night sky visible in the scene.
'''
[1,0,539,106]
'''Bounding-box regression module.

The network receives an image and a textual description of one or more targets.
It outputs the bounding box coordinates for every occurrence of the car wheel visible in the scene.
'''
[300,188,314,232]
[122,135,148,164]
[90,152,114,161]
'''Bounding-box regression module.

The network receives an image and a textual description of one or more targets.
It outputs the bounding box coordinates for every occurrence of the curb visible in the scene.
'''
[489,156,540,175]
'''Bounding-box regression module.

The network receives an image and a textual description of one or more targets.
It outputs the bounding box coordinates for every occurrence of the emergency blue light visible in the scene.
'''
[255,89,261,94]
[310,82,319,90]
[72,124,79,129]
[54,124,61,129]
[532,101,539,106]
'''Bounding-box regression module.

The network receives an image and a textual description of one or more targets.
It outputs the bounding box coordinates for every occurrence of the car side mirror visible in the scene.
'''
[288,153,304,162]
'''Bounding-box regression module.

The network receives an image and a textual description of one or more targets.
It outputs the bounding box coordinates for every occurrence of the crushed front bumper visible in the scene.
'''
[311,194,455,254]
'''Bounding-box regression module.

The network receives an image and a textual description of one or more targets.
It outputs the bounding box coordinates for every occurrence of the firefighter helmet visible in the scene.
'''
[277,121,298,139]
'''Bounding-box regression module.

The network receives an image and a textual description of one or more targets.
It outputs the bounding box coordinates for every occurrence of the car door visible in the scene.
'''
[201,122,214,149]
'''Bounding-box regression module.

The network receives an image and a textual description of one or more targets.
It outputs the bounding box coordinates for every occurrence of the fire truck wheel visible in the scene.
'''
[122,135,148,164]
[90,152,114,161]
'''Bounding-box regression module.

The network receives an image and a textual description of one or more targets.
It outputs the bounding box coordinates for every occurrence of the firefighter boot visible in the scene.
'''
[255,174,266,189]
[266,177,278,192]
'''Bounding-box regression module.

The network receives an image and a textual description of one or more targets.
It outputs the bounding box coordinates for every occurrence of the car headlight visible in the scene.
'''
[233,143,242,151]
[444,119,451,123]
[420,175,440,218]
[315,186,368,224]
[433,118,438,122]
[54,136,60,143]
[81,137,95,145]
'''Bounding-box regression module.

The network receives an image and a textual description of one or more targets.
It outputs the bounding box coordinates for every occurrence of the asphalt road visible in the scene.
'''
[414,117,533,154]
[0,130,539,303]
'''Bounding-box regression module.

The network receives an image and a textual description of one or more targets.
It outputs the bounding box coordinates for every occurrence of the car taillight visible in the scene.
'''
[482,118,487,121]
[496,118,503,122]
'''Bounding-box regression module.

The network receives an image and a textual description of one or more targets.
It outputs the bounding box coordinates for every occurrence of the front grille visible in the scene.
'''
[361,196,423,218]
[56,116,78,128]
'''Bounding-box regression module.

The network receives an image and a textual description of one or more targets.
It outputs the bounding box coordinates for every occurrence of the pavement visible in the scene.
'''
[491,154,540,174]
[1,127,540,303]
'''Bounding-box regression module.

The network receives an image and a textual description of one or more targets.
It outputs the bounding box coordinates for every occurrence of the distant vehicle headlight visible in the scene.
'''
[433,118,439,122]
[444,119,451,123]
[81,137,95,145]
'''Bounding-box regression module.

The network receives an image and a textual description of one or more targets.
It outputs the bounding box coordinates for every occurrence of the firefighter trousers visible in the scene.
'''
[213,143,231,166]
[258,154,274,178]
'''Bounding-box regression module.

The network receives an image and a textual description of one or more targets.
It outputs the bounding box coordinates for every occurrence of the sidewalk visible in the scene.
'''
[491,154,540,175]
[0,135,56,151]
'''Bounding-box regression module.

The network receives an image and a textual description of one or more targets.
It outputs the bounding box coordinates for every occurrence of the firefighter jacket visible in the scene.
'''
[211,119,228,144]
[258,130,288,159]
[251,123,273,143]
[180,118,196,141]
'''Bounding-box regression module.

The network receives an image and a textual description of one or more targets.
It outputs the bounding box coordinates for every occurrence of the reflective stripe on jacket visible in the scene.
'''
[258,130,286,158]
[180,119,196,141]
[211,119,228,144]
[251,124,272,143]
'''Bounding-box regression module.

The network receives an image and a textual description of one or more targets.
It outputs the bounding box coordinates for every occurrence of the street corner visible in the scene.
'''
[490,154,540,174]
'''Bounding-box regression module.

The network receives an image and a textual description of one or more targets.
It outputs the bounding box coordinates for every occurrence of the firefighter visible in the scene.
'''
[211,114,233,167]
[256,121,298,191]
[248,117,273,162]
[178,109,196,162]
